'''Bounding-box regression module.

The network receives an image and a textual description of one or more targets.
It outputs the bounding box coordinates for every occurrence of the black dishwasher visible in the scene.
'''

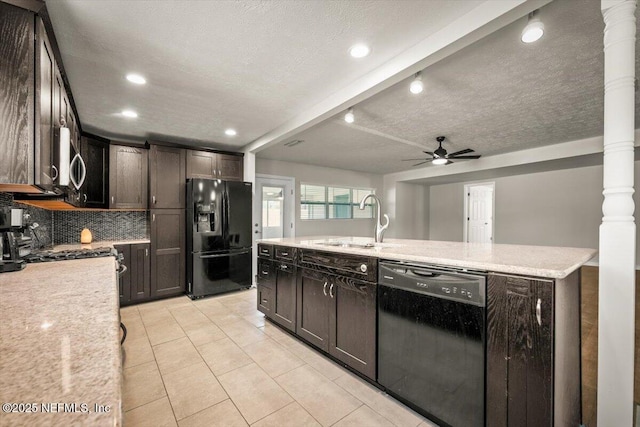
[378,260,486,427]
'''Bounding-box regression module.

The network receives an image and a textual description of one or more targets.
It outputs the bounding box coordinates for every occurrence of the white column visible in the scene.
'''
[599,1,637,426]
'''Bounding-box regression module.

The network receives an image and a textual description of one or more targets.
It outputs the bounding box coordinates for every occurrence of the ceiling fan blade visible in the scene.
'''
[402,158,430,161]
[449,155,481,159]
[447,148,474,157]
[412,161,429,167]
[445,160,453,165]
[422,151,434,156]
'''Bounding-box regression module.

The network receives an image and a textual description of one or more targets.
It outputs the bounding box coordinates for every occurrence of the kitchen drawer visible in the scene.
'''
[275,246,296,262]
[258,259,274,288]
[258,244,273,259]
[257,284,273,315]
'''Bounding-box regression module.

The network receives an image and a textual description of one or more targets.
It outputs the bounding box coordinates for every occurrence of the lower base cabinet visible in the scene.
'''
[115,243,150,306]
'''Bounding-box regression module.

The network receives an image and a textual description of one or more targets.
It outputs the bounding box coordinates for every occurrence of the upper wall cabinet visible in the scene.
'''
[0,2,35,185]
[110,144,148,209]
[149,144,186,209]
[80,135,109,208]
[186,150,244,181]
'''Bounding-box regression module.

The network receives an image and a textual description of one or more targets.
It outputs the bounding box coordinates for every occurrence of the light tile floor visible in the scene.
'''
[120,287,437,427]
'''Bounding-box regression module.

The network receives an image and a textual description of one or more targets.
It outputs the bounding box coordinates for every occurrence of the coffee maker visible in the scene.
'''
[0,208,27,273]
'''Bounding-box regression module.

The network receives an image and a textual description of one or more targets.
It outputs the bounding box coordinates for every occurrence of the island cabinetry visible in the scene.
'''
[296,267,331,350]
[487,270,581,427]
[257,244,297,332]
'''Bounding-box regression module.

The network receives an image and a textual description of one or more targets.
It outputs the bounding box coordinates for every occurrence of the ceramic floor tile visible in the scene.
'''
[218,320,268,348]
[334,373,424,427]
[197,337,253,376]
[178,399,248,427]
[146,320,186,346]
[154,336,204,375]
[243,338,305,378]
[181,321,226,346]
[251,402,321,427]
[120,305,140,319]
[417,420,438,427]
[140,308,175,326]
[123,361,166,411]
[123,316,149,341]
[123,335,155,369]
[218,363,293,424]
[207,311,243,327]
[124,396,177,427]
[297,349,347,381]
[333,405,395,427]
[163,362,228,420]
[243,312,266,328]
[275,365,362,427]
[170,305,210,327]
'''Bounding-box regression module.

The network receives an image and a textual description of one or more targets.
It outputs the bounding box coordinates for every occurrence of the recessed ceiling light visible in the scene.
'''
[225,129,237,136]
[344,108,355,123]
[126,73,146,85]
[349,44,370,58]
[121,110,138,118]
[521,11,544,43]
[410,73,424,94]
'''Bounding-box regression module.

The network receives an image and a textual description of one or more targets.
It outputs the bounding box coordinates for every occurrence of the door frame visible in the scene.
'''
[252,174,296,285]
[463,181,495,243]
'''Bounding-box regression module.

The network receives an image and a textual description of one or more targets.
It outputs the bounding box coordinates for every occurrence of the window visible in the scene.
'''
[300,184,375,220]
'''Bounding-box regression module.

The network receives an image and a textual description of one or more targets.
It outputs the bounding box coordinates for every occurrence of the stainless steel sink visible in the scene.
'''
[313,240,403,249]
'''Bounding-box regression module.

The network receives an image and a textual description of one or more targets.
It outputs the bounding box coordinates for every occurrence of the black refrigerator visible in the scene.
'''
[186,178,252,299]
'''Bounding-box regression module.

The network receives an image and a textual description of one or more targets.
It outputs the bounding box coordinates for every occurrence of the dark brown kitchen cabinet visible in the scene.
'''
[186,150,244,181]
[295,266,376,379]
[79,135,109,208]
[487,271,581,427]
[115,242,151,306]
[0,2,35,185]
[110,144,148,209]
[272,261,297,332]
[35,16,54,189]
[150,209,185,298]
[149,145,186,209]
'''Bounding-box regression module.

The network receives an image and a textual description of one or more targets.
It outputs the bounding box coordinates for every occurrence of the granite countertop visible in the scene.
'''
[52,239,151,252]
[0,257,122,426]
[258,236,597,279]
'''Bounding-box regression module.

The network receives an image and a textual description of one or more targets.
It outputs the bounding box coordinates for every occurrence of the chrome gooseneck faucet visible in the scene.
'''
[359,193,389,243]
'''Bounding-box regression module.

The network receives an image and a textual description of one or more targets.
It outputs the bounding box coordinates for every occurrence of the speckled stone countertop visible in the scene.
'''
[0,257,122,426]
[258,236,597,279]
[53,239,150,252]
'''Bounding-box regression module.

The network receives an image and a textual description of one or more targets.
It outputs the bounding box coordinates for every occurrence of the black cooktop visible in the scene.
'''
[23,247,117,263]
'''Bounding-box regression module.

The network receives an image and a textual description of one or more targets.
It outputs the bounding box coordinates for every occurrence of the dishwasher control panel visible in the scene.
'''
[379,260,486,306]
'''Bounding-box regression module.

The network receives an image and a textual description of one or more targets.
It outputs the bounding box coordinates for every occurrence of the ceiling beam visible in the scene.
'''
[333,120,424,149]
[243,0,552,155]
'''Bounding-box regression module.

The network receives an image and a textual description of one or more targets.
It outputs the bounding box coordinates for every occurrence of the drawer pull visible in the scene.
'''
[281,264,287,270]
[360,264,367,273]
[281,251,289,256]
[323,281,328,296]
[329,283,334,298]
[261,270,269,275]
[262,299,268,303]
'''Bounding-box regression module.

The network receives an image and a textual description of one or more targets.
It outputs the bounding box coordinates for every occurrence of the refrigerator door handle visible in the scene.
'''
[198,249,250,259]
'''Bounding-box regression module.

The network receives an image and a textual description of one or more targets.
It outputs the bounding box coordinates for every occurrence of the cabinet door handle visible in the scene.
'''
[51,165,58,181]
[145,248,148,257]
[112,196,115,204]
[152,196,156,204]
[83,193,87,202]
[329,283,334,298]
[536,298,542,326]
[152,213,155,222]
[323,281,328,296]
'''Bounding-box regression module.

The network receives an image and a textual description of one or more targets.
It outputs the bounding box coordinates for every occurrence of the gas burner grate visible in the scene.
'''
[23,247,117,263]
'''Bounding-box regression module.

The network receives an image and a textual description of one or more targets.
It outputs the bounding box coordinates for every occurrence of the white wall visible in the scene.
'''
[429,161,640,266]
[256,158,384,238]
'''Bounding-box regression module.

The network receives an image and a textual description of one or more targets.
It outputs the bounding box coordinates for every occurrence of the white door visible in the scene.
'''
[252,175,295,284]
[464,183,494,243]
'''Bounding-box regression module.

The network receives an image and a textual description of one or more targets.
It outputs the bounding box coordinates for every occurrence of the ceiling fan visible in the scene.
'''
[403,136,481,166]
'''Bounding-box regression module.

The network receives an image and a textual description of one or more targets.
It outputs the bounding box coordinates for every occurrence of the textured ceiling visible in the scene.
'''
[45,0,482,149]
[258,0,640,174]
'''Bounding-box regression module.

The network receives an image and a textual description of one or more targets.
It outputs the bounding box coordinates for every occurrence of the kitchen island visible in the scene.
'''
[257,236,596,427]
[0,257,122,427]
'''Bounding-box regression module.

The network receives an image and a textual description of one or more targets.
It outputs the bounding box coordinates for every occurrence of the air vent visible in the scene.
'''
[284,139,304,147]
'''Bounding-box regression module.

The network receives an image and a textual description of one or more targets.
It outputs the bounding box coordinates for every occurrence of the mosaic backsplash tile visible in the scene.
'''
[0,193,54,249]
[53,210,148,244]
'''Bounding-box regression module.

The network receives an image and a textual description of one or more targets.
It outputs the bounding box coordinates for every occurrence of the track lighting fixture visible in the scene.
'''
[521,10,544,43]
[410,73,424,94]
[344,108,355,123]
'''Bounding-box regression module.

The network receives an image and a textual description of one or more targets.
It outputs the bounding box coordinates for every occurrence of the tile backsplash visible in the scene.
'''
[0,193,53,249]
[53,210,148,244]
[0,193,149,246]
